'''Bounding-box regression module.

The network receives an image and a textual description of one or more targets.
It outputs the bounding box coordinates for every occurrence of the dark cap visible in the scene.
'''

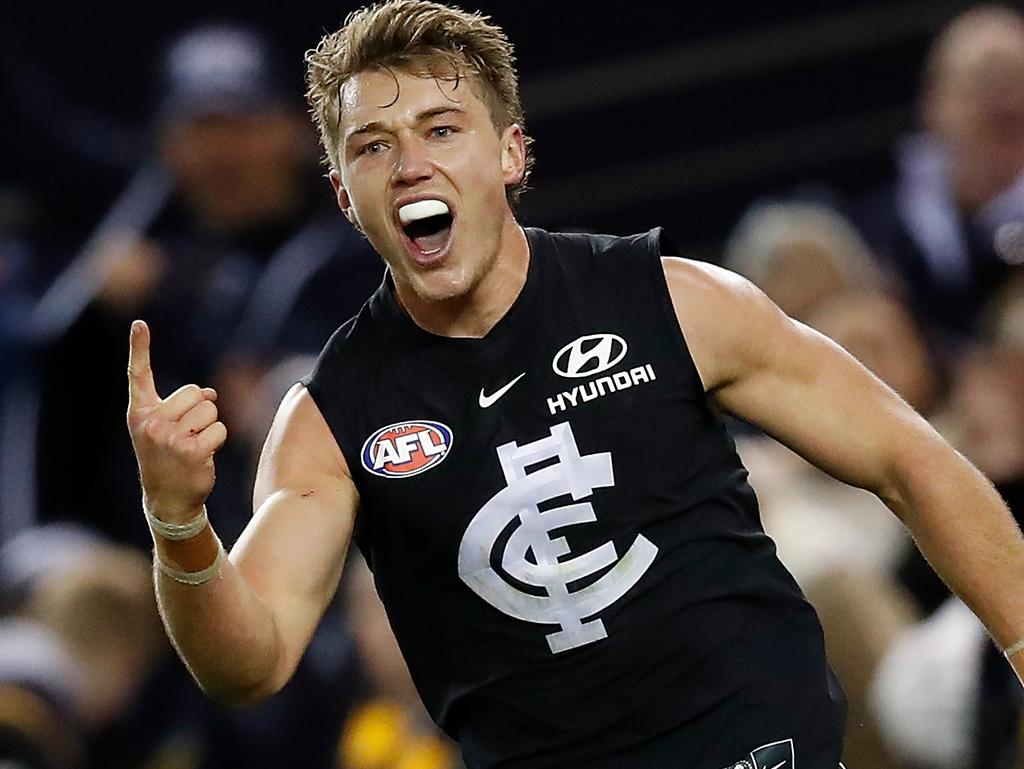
[158,24,291,123]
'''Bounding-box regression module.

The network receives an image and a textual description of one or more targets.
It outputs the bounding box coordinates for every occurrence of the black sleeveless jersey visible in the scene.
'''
[305,227,847,769]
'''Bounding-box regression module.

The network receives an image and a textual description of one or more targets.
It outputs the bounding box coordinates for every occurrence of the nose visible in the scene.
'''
[393,135,433,186]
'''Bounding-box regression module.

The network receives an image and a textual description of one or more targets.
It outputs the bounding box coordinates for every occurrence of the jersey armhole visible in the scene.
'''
[644,227,712,400]
[301,370,366,484]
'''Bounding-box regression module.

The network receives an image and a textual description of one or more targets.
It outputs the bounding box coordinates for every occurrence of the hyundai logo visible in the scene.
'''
[552,334,628,378]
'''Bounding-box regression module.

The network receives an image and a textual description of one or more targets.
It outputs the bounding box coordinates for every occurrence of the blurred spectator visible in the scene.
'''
[983,270,1024,348]
[20,545,165,738]
[870,598,990,769]
[857,5,1024,345]
[0,523,106,612]
[723,200,887,324]
[0,619,85,769]
[0,521,362,769]
[0,527,171,769]
[29,23,381,549]
[949,346,1024,491]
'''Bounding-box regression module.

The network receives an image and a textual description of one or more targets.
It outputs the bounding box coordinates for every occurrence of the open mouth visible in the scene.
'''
[398,199,454,259]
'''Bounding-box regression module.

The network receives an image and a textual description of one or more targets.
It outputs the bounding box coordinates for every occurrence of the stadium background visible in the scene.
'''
[1,0,977,253]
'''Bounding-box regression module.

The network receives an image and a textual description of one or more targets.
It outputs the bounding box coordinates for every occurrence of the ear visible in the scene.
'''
[329,170,360,229]
[500,124,526,186]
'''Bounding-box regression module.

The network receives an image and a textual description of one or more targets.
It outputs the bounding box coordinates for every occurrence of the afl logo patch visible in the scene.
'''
[361,420,453,478]
[552,333,628,378]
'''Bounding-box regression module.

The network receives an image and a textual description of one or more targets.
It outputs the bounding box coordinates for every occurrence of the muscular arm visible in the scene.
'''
[128,323,356,704]
[662,258,1024,666]
[158,386,356,704]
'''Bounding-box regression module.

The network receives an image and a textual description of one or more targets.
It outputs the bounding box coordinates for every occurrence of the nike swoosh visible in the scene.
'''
[479,372,526,408]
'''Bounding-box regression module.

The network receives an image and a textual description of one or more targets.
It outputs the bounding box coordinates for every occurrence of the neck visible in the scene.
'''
[394,219,530,338]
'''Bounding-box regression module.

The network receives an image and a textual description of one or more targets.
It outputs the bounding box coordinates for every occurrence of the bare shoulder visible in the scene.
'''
[660,256,788,392]
[253,383,352,508]
[661,255,756,297]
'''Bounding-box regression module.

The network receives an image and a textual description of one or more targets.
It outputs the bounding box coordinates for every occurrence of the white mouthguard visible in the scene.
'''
[398,199,450,225]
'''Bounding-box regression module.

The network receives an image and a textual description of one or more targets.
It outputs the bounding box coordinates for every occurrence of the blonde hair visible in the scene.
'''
[724,201,883,291]
[305,0,533,204]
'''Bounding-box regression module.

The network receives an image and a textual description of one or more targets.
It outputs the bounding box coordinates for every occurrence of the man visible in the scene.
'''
[858,5,1024,345]
[127,3,1024,768]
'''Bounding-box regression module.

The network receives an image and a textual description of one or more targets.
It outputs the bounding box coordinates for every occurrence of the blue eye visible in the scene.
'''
[359,140,386,156]
[432,126,455,138]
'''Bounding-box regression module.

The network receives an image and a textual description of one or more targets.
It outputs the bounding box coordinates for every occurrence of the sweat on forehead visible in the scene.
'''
[337,61,497,125]
[340,64,468,111]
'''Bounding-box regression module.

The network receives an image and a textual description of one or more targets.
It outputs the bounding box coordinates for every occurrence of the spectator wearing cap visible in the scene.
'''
[856,5,1024,348]
[31,23,382,549]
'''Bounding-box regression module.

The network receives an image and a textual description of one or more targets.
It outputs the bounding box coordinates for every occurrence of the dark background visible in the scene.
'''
[0,0,983,260]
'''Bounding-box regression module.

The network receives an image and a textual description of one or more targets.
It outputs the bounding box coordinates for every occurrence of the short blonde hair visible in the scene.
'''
[305,0,533,204]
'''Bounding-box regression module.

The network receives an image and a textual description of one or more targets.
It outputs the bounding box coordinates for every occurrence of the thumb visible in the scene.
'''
[127,320,160,409]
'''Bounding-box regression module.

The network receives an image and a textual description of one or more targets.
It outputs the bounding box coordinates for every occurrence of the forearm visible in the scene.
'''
[126,330,348,705]
[881,434,1024,651]
[152,512,286,706]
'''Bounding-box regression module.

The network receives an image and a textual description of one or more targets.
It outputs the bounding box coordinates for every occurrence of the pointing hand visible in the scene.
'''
[127,320,227,521]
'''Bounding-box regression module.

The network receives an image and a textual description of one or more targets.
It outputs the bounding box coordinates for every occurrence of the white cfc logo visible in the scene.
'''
[457,422,658,654]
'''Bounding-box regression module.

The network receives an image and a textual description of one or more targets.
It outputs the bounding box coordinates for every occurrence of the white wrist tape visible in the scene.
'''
[145,506,208,540]
[1002,637,1024,659]
[156,538,225,586]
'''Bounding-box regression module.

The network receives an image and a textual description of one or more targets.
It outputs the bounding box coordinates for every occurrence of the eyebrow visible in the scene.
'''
[345,107,466,146]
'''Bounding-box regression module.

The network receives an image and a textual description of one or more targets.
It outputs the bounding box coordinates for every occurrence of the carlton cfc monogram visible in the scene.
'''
[457,421,659,653]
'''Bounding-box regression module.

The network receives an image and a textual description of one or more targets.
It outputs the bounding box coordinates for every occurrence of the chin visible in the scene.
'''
[412,275,471,304]
[407,264,476,304]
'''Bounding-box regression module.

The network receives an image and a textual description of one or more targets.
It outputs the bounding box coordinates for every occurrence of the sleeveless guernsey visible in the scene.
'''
[305,227,846,769]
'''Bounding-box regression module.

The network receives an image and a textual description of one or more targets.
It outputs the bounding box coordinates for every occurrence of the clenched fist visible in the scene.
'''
[127,320,228,522]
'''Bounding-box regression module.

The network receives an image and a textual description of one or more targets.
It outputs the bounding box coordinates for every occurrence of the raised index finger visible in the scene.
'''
[128,320,159,409]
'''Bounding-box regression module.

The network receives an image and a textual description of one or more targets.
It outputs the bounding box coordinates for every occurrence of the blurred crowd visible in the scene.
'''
[1,5,1024,769]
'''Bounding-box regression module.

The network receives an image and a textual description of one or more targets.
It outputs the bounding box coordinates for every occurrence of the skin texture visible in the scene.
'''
[330,67,527,337]
[129,60,1024,703]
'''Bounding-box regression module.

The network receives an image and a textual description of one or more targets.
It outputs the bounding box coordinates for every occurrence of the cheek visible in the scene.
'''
[459,154,511,210]
[341,172,383,225]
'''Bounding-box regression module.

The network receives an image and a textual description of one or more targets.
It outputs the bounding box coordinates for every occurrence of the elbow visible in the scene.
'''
[187,644,294,708]
[874,470,908,516]
[197,672,288,708]
[874,431,961,523]
[873,446,932,523]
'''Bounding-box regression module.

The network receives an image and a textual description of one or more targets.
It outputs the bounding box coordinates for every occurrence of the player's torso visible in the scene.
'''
[308,228,845,769]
